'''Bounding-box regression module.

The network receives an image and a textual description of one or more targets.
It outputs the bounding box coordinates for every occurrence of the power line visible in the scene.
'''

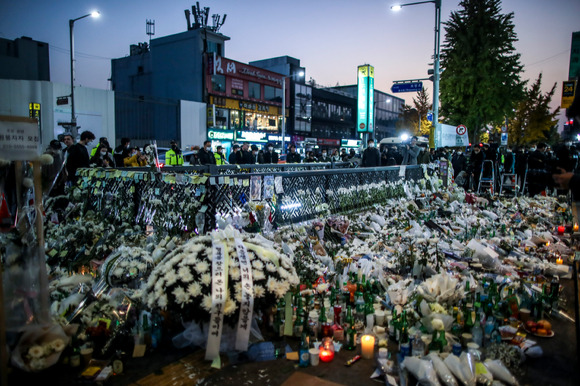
[49,45,112,61]
[525,49,569,68]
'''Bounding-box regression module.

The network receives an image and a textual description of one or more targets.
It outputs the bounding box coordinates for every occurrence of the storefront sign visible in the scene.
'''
[208,130,234,140]
[357,65,374,133]
[212,55,283,86]
[232,78,244,90]
[317,138,340,146]
[341,139,361,148]
[268,135,291,142]
[210,96,279,115]
[239,101,270,113]
[562,80,576,109]
[236,130,268,143]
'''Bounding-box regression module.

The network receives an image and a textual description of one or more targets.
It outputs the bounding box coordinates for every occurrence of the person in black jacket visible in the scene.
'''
[451,148,467,179]
[467,145,485,191]
[286,144,301,163]
[527,143,549,196]
[236,143,253,164]
[198,140,216,165]
[229,144,239,164]
[263,144,279,164]
[114,137,131,167]
[361,138,380,167]
[66,130,95,183]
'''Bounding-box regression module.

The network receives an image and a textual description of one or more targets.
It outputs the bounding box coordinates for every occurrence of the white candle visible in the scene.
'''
[361,335,375,359]
[375,310,385,326]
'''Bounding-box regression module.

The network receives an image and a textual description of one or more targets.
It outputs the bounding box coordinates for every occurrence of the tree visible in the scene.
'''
[439,0,525,143]
[413,88,433,137]
[396,105,421,135]
[507,73,560,146]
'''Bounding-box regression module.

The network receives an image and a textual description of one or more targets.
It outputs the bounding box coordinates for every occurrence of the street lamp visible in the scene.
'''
[391,0,441,148]
[69,10,100,137]
[281,71,305,152]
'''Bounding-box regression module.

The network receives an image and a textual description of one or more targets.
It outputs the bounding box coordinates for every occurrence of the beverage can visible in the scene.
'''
[400,343,410,358]
[452,342,462,356]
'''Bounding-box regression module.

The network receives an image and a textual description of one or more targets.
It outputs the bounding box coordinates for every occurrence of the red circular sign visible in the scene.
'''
[359,123,366,129]
[456,125,467,135]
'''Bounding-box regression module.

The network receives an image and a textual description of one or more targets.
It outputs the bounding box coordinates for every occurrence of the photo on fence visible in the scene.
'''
[274,176,284,194]
[250,175,261,201]
[263,175,274,200]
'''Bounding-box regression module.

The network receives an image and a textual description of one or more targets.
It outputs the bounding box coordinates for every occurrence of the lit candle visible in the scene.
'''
[557,226,565,235]
[556,257,563,264]
[361,335,375,359]
[319,348,334,362]
[574,223,579,232]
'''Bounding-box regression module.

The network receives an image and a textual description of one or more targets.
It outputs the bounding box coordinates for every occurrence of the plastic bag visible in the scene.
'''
[484,359,519,386]
[402,356,442,386]
[427,353,458,386]
[443,354,471,386]
[459,352,476,386]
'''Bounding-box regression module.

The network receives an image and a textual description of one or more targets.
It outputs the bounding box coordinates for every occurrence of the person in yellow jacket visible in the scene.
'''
[124,147,148,167]
[165,140,184,166]
[214,145,226,165]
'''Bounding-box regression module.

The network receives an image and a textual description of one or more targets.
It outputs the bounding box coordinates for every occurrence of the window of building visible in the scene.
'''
[232,88,244,96]
[264,85,282,103]
[207,41,222,55]
[212,74,226,92]
[230,110,242,130]
[248,82,261,99]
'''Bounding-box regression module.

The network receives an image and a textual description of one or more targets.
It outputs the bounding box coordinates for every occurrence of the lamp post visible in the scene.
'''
[69,11,99,137]
[281,71,305,152]
[392,0,441,148]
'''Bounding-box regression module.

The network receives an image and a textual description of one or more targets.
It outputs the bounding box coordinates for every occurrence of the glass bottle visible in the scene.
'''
[354,290,365,324]
[464,305,474,332]
[411,331,425,357]
[428,330,441,354]
[332,305,345,341]
[151,312,162,349]
[399,311,409,350]
[345,306,356,350]
[69,336,81,368]
[299,332,310,367]
[112,350,124,375]
[471,312,483,347]
[451,307,463,337]
[294,297,305,338]
[437,330,448,351]
[142,313,152,348]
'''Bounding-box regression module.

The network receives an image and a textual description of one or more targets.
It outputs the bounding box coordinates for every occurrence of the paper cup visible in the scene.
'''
[378,348,388,358]
[461,333,472,348]
[80,347,93,365]
[520,308,531,323]
[309,348,320,366]
[375,310,385,326]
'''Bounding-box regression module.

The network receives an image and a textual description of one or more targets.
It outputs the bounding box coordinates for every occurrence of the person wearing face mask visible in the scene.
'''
[198,140,216,165]
[214,145,226,165]
[250,145,263,164]
[362,138,380,167]
[403,136,420,166]
[229,144,240,164]
[124,147,148,167]
[66,130,95,182]
[286,144,302,163]
[165,140,184,166]
[90,143,115,168]
[318,149,331,162]
[263,143,279,164]
[114,137,131,166]
[451,147,467,179]
[189,146,201,165]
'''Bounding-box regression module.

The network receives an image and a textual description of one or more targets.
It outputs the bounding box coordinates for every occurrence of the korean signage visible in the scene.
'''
[357,65,374,133]
[210,96,279,115]
[341,139,362,148]
[437,123,468,147]
[235,130,268,143]
[570,31,580,80]
[267,134,291,142]
[208,130,234,141]
[209,55,283,87]
[29,102,41,135]
[562,80,577,109]
[0,115,41,160]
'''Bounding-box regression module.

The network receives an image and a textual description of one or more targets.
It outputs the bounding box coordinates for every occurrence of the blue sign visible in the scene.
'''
[426,112,433,122]
[391,82,423,93]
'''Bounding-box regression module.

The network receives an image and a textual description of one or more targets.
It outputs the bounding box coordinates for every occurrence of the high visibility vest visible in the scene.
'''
[165,149,184,166]
[214,152,225,165]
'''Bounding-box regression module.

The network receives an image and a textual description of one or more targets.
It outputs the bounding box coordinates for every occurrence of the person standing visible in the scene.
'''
[229,144,240,164]
[451,148,467,179]
[90,144,115,168]
[286,144,301,163]
[198,140,216,165]
[263,144,279,164]
[361,138,380,167]
[90,137,111,158]
[214,145,226,165]
[189,146,201,165]
[236,143,253,164]
[318,149,331,162]
[331,149,341,162]
[42,140,66,196]
[467,145,485,191]
[165,140,184,166]
[403,136,421,165]
[114,137,131,167]
[66,130,95,182]
[62,133,75,157]
[527,142,549,196]
[304,151,317,163]
[251,145,263,164]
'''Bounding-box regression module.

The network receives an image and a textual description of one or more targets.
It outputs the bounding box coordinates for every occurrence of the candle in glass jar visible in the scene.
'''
[319,348,334,362]
[557,226,565,235]
[574,223,579,232]
[361,335,375,359]
[556,257,563,264]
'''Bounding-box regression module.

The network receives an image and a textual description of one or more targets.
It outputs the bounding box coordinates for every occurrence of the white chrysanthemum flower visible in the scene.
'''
[50,339,65,353]
[229,267,241,280]
[201,295,213,311]
[252,259,264,270]
[187,282,201,298]
[164,270,178,286]
[154,279,164,291]
[266,277,277,294]
[195,261,209,274]
[113,267,124,277]
[158,294,168,308]
[224,297,237,316]
[431,318,444,331]
[39,153,54,165]
[28,345,44,359]
[254,285,265,298]
[265,263,276,273]
[235,288,243,303]
[253,269,265,281]
[201,273,211,286]
[178,266,194,282]
[229,258,240,267]
[29,358,46,371]
[316,283,330,294]
[173,287,188,305]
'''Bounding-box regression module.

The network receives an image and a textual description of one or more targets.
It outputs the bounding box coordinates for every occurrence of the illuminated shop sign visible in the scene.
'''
[235,131,268,143]
[239,101,270,112]
[341,139,362,148]
[208,130,234,140]
[357,64,374,133]
[267,135,291,142]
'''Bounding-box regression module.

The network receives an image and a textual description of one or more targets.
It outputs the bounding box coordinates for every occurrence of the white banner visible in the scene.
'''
[234,239,254,351]
[438,123,469,147]
[0,116,41,160]
[205,240,229,361]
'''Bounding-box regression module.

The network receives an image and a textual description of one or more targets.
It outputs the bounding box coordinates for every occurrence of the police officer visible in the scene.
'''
[214,145,226,165]
[165,140,184,166]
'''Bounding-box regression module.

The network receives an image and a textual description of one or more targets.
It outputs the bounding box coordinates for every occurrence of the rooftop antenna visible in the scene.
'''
[146,19,155,45]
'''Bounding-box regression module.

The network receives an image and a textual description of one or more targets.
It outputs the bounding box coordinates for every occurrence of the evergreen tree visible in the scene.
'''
[396,105,422,135]
[413,88,433,137]
[507,73,559,146]
[440,0,525,143]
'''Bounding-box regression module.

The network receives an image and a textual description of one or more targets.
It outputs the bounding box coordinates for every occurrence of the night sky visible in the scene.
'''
[1,0,578,127]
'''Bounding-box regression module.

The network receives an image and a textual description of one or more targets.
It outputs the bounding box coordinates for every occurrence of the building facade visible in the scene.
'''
[0,36,50,82]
